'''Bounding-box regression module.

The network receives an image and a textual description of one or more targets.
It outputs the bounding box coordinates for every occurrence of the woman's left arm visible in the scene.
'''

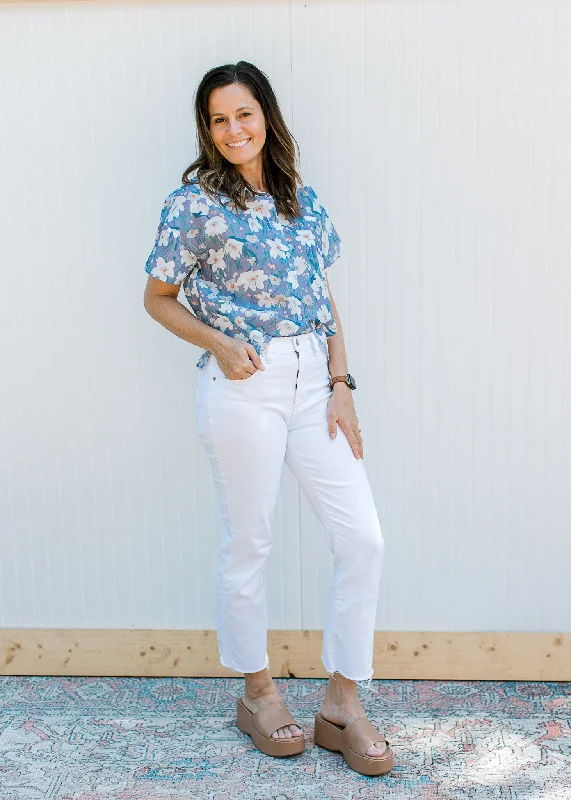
[325,272,364,460]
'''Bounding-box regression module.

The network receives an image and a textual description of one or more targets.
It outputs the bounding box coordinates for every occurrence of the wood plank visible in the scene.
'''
[1,629,569,680]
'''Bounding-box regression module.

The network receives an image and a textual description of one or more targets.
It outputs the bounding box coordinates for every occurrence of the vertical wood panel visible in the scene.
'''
[0,0,569,637]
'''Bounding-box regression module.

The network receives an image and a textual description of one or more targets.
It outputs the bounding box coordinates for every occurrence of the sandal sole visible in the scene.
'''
[314,712,394,776]
[236,697,305,757]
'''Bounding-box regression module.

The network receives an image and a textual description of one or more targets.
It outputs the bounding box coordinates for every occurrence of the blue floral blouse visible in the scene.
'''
[144,178,342,369]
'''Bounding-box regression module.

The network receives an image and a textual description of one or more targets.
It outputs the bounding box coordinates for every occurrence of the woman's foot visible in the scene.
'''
[242,667,303,739]
[319,672,386,757]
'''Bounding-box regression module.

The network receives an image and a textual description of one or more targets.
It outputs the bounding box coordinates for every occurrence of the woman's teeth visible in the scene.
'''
[227,139,251,148]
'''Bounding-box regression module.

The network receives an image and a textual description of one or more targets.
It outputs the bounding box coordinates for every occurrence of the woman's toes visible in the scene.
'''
[366,741,387,757]
[290,724,302,736]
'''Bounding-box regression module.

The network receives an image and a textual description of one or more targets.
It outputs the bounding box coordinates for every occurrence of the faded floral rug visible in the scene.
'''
[0,676,570,799]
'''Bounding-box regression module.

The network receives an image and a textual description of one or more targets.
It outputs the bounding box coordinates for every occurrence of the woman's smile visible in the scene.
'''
[227,138,252,148]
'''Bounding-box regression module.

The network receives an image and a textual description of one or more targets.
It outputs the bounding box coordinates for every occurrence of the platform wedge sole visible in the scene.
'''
[314,711,394,776]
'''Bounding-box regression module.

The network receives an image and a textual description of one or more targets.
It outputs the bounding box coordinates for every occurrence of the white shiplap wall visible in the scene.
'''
[1,0,569,635]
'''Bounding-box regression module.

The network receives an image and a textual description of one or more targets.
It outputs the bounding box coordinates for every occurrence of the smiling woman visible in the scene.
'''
[143,60,391,775]
[181,61,304,218]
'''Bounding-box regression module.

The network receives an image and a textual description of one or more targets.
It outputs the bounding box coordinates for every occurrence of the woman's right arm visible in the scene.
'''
[144,275,229,354]
[143,276,263,377]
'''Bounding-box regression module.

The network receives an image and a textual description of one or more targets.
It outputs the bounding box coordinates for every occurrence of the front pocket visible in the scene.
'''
[212,352,267,382]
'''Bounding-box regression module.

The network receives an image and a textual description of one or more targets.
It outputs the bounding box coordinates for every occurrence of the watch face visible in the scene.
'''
[347,373,356,390]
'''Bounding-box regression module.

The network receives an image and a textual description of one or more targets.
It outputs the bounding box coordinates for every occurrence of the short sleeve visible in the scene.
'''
[144,189,200,285]
[306,185,342,271]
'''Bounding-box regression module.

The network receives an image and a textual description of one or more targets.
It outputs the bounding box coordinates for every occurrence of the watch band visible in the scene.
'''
[329,373,356,390]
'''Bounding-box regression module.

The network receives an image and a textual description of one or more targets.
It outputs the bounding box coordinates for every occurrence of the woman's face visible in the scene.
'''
[208,82,267,167]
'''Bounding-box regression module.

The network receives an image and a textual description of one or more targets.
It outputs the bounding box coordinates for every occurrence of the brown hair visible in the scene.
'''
[182,61,304,220]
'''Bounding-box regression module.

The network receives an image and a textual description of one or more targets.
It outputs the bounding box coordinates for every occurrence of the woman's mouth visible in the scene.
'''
[226,138,251,148]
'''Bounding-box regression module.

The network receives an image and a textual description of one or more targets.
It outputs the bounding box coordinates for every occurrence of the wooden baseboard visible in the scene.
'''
[1,629,568,680]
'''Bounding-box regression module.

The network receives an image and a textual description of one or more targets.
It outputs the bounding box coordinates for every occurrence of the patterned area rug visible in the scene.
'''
[0,677,570,799]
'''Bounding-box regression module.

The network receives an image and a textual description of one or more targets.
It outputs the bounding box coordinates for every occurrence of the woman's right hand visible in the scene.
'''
[211,339,265,380]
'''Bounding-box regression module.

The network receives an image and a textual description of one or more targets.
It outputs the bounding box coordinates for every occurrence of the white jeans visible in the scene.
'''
[195,330,385,689]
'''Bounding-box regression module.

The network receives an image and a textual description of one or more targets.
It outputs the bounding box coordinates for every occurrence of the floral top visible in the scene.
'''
[144,177,342,369]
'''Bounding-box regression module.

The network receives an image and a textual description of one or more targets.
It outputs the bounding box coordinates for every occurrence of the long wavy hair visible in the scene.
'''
[182,61,304,220]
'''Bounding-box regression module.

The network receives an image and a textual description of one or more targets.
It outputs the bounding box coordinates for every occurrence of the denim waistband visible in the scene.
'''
[262,331,320,355]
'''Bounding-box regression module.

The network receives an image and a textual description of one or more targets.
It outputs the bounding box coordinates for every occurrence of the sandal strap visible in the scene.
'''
[342,716,385,754]
[251,700,299,739]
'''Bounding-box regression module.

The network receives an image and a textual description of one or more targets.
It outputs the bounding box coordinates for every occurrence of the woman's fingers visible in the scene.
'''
[328,412,364,459]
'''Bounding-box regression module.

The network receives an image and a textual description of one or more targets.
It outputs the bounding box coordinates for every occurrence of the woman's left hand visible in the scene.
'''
[327,385,363,459]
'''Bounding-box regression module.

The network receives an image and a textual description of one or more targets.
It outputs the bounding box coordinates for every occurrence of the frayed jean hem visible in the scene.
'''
[326,669,378,694]
[220,654,270,674]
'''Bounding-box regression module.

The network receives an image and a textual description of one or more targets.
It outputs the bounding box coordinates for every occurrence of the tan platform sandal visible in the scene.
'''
[236,696,305,757]
[314,711,394,776]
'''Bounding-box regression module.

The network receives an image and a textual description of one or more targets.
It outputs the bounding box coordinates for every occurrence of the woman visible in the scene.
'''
[143,61,393,777]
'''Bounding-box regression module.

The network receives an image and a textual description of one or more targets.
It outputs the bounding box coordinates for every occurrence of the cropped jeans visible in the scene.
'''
[195,330,385,690]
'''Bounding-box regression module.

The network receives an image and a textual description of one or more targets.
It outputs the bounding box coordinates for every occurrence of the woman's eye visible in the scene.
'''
[213,113,250,124]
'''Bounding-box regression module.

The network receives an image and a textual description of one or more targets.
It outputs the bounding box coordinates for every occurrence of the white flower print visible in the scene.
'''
[285,270,299,289]
[166,195,186,221]
[286,295,302,316]
[180,249,197,268]
[159,227,173,246]
[267,238,290,259]
[246,234,259,243]
[311,272,328,299]
[259,309,277,321]
[322,227,329,256]
[294,256,309,275]
[255,291,274,308]
[205,216,228,236]
[213,315,234,332]
[296,229,316,247]
[269,274,281,286]
[245,198,272,219]
[247,217,262,233]
[276,319,300,336]
[219,299,238,315]
[249,329,265,346]
[235,269,268,291]
[207,248,226,272]
[151,257,175,281]
[189,197,210,215]
[224,238,244,259]
[317,304,332,323]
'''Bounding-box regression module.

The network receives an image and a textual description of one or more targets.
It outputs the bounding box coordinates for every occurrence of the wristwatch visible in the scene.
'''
[329,373,356,391]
